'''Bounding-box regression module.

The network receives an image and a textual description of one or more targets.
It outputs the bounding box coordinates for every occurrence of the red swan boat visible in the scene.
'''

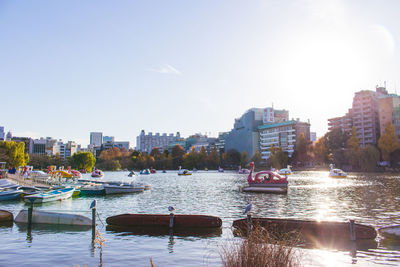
[241,162,288,193]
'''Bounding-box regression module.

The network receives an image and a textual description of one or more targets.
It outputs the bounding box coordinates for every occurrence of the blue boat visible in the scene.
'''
[0,188,23,201]
[140,169,150,175]
[24,187,75,203]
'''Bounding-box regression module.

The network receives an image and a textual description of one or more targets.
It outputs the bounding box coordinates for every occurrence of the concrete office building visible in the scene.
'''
[90,132,103,148]
[0,126,4,141]
[225,108,265,158]
[258,116,310,160]
[136,130,180,153]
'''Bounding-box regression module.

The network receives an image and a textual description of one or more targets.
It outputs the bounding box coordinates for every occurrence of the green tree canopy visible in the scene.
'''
[207,147,220,169]
[0,141,29,168]
[359,145,380,172]
[171,144,185,169]
[378,122,400,162]
[268,146,288,169]
[325,128,348,152]
[240,151,249,168]
[313,137,328,165]
[251,150,262,166]
[225,149,241,168]
[69,152,96,172]
[346,126,360,169]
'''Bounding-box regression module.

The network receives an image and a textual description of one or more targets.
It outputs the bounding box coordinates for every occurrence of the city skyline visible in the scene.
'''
[1,1,400,147]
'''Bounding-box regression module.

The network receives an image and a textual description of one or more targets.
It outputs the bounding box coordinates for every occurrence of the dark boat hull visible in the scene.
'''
[106,214,222,228]
[232,218,377,240]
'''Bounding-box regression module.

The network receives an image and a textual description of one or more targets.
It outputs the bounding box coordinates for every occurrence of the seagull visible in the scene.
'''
[90,199,97,209]
[244,203,252,215]
[168,206,175,213]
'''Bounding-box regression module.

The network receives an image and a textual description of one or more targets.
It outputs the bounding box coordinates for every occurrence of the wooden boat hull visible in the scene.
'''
[0,210,13,222]
[104,185,144,194]
[232,218,377,240]
[106,214,222,228]
[378,225,400,240]
[15,210,92,226]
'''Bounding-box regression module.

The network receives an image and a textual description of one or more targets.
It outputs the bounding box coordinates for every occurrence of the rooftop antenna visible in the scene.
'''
[384,81,386,89]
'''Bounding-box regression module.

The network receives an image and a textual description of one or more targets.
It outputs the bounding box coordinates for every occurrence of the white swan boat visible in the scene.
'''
[329,164,347,178]
[278,165,292,176]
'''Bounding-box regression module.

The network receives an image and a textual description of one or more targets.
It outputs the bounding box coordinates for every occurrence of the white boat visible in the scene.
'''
[178,166,192,176]
[24,187,75,203]
[378,225,400,240]
[15,210,92,226]
[278,165,292,176]
[0,179,19,189]
[0,188,23,201]
[104,183,145,194]
[27,170,50,179]
[329,164,347,178]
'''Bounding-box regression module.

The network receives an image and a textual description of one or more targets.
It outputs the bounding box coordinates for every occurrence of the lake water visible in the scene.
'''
[0,171,400,266]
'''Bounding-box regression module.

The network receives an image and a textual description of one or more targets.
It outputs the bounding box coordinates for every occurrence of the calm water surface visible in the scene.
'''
[0,171,399,266]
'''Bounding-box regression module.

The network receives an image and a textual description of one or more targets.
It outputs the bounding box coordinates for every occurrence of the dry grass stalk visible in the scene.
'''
[220,225,302,267]
[150,257,155,267]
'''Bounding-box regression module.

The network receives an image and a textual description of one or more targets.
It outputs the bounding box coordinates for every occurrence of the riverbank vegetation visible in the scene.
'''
[220,226,301,267]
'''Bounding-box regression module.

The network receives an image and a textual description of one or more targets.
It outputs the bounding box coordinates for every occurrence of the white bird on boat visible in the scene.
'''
[244,203,252,215]
[90,199,97,209]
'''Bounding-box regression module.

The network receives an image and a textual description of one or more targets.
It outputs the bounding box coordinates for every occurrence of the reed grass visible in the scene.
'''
[220,226,302,267]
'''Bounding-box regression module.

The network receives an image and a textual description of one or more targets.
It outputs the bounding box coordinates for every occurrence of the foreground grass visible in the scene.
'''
[220,226,302,267]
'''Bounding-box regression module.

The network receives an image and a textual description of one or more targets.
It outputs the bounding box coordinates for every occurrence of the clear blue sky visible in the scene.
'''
[1,0,400,147]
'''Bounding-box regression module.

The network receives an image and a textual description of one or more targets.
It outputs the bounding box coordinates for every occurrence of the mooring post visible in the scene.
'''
[92,206,96,239]
[247,214,252,234]
[349,219,356,241]
[169,213,174,228]
[27,202,33,227]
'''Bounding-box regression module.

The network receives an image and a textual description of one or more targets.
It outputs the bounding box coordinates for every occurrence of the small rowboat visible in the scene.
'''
[24,187,75,203]
[106,214,222,229]
[15,210,92,226]
[0,188,23,201]
[378,225,400,240]
[232,218,377,240]
[0,210,13,222]
[104,184,144,194]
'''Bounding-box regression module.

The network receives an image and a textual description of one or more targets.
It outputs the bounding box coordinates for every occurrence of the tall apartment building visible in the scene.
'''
[0,126,5,141]
[103,136,115,143]
[136,130,180,153]
[54,141,77,159]
[378,94,400,139]
[90,132,103,148]
[328,86,389,146]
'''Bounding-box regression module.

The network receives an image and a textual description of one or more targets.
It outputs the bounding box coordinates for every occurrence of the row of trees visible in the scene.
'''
[2,122,399,172]
[283,122,400,171]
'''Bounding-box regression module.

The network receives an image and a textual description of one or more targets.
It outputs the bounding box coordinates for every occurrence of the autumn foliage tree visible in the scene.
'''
[346,127,360,169]
[378,122,400,162]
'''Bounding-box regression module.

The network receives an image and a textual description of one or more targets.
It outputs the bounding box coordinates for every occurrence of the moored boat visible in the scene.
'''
[106,213,222,229]
[79,184,105,196]
[0,179,19,189]
[0,210,13,222]
[241,162,288,193]
[15,210,92,226]
[232,217,377,240]
[140,169,150,175]
[0,188,23,201]
[24,187,75,203]
[238,166,250,174]
[104,184,144,194]
[378,225,400,240]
